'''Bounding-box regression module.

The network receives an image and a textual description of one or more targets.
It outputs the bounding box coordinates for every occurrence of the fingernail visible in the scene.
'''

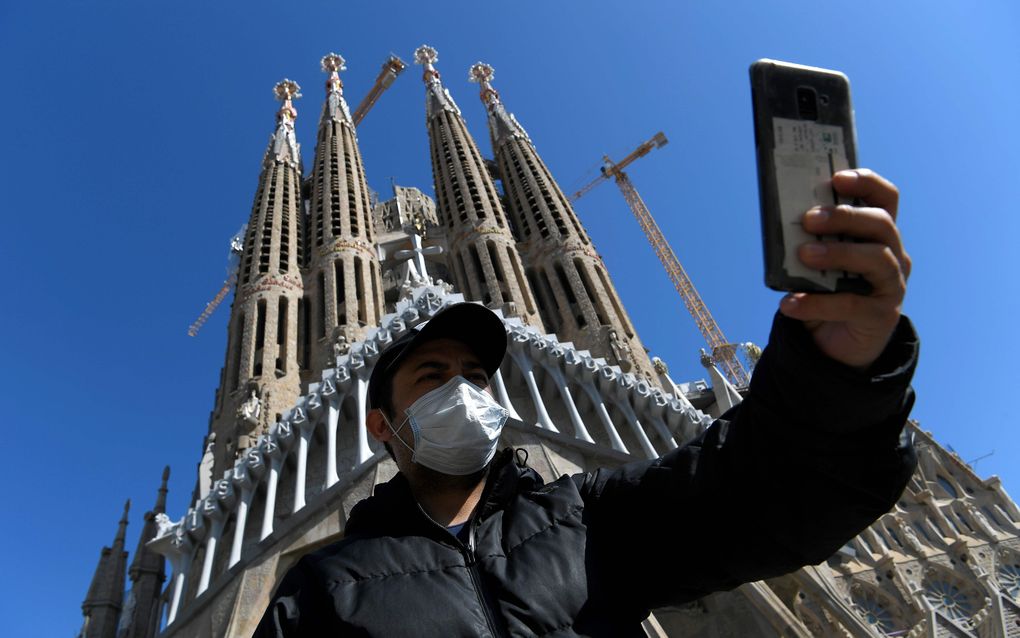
[835,169,859,180]
[802,243,827,257]
[805,208,830,222]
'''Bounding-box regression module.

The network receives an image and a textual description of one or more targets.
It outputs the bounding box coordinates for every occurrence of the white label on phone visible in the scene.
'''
[772,117,850,290]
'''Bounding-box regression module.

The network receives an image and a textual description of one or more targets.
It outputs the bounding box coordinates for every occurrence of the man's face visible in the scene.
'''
[367,338,492,465]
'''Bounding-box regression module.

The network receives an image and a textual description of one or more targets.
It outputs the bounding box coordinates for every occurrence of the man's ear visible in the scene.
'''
[366,408,392,443]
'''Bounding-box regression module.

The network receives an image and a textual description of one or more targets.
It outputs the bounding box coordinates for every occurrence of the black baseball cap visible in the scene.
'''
[368,302,507,410]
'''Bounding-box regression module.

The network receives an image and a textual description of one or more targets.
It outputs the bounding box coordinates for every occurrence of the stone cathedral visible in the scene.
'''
[79,47,1020,638]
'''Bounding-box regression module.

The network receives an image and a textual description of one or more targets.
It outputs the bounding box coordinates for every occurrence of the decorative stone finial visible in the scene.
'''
[321,52,346,74]
[115,499,131,543]
[468,62,494,84]
[273,79,301,126]
[468,62,499,106]
[273,79,302,103]
[414,45,438,67]
[651,356,669,375]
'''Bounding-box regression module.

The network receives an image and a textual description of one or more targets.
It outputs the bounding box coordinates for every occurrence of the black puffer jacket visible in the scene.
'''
[255,314,919,637]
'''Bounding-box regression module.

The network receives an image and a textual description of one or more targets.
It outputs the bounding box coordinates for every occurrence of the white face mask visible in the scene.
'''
[384,375,511,476]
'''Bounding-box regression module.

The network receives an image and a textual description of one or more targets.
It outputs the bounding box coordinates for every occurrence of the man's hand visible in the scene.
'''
[779,169,911,369]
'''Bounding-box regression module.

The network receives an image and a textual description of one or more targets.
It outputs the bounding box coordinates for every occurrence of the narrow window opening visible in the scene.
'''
[527,268,557,331]
[507,247,534,314]
[596,267,634,338]
[254,300,266,377]
[554,261,585,328]
[370,261,381,323]
[468,244,490,305]
[298,297,309,370]
[486,240,508,301]
[538,269,562,332]
[318,272,327,338]
[354,257,366,326]
[276,298,288,375]
[336,259,347,326]
[575,258,609,325]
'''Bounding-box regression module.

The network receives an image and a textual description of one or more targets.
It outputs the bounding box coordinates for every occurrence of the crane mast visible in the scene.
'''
[572,132,750,387]
[610,170,749,387]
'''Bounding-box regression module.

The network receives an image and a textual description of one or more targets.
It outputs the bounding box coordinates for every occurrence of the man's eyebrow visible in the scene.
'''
[411,359,485,373]
[413,360,449,372]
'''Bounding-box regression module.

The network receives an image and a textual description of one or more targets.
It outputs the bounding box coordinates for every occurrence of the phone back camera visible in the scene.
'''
[796,86,819,120]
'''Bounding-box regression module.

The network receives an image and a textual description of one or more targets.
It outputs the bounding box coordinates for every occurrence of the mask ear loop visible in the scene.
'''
[382,412,415,454]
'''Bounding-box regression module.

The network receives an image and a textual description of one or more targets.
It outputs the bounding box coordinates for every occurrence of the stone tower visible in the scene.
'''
[303,53,385,378]
[413,45,542,328]
[79,500,130,638]
[469,62,658,383]
[209,79,306,477]
[118,468,170,638]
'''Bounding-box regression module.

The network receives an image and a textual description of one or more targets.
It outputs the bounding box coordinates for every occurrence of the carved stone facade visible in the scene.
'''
[80,50,1020,638]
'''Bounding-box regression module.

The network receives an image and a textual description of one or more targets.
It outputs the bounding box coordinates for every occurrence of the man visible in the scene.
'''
[254,169,917,636]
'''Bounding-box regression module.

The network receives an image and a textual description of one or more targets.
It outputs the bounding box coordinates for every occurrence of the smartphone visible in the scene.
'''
[750,59,870,294]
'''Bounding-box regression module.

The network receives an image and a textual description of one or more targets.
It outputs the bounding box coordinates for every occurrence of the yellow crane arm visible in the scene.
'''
[612,172,749,387]
[352,55,407,126]
[569,132,668,201]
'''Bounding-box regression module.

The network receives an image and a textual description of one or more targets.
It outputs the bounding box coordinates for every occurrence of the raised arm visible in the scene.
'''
[575,169,918,610]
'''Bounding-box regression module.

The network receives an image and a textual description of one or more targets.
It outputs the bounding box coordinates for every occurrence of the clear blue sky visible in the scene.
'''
[2,1,1017,635]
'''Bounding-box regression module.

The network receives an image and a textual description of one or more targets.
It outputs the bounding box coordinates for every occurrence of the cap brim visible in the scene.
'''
[368,303,507,409]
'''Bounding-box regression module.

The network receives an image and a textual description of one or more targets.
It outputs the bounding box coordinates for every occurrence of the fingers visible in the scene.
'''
[798,241,907,298]
[780,292,900,327]
[832,169,899,220]
[802,205,911,279]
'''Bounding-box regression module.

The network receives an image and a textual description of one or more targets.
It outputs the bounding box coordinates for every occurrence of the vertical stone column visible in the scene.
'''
[304,53,385,379]
[469,62,658,383]
[208,79,306,479]
[414,45,542,329]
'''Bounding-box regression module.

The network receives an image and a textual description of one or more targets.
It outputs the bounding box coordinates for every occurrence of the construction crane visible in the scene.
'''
[188,226,246,337]
[188,55,406,336]
[570,132,751,388]
[351,55,407,126]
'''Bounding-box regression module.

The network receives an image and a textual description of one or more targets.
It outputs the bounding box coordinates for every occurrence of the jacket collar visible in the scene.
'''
[344,448,543,538]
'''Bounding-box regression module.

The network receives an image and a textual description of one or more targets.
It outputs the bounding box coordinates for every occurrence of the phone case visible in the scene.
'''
[750,59,870,294]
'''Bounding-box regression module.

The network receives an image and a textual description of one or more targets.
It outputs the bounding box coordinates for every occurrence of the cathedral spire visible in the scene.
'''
[468,62,530,144]
[155,465,169,514]
[414,45,461,118]
[266,79,301,167]
[474,61,659,383]
[213,78,306,473]
[79,501,131,638]
[120,469,170,638]
[413,46,542,327]
[321,52,353,124]
[115,499,130,545]
[305,50,385,377]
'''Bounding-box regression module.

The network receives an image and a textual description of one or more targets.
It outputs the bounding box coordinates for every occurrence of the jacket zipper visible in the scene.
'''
[415,503,508,638]
[464,522,510,638]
